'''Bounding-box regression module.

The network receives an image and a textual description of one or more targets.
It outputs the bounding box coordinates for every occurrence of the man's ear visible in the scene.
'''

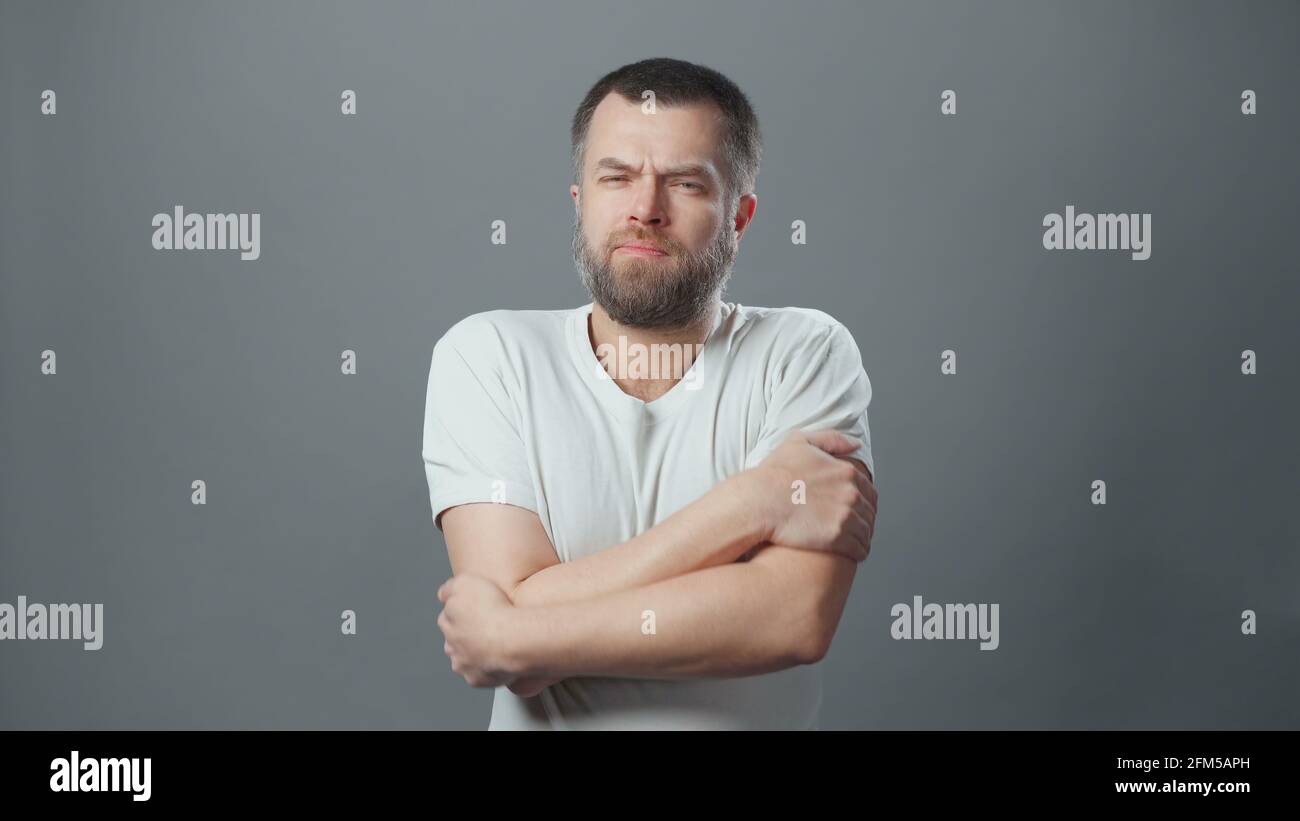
[734,192,758,240]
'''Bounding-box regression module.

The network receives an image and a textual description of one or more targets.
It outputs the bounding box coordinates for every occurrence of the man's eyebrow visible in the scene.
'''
[593,157,717,180]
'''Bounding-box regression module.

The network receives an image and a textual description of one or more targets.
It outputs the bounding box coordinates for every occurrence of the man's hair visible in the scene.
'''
[570,57,762,201]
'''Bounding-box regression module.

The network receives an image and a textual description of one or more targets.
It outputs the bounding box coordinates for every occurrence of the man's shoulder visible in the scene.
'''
[434,306,575,359]
[734,304,846,333]
[427,307,576,388]
[730,304,856,353]
[441,306,572,342]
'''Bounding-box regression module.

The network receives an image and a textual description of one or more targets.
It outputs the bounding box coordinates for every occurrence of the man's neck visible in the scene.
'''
[588,300,720,402]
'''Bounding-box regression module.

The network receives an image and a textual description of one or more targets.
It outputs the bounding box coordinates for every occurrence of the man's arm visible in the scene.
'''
[437,430,875,690]
[500,536,857,681]
[442,454,873,684]
[496,457,871,681]
[441,468,776,611]
[440,458,810,697]
[441,427,873,613]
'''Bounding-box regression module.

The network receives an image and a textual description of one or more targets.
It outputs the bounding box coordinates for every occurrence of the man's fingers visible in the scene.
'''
[846,467,876,508]
[839,459,878,530]
[805,429,861,456]
[848,508,873,560]
[829,509,871,562]
[838,455,875,488]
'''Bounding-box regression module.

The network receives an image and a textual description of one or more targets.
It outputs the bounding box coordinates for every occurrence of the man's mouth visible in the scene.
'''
[615,243,669,257]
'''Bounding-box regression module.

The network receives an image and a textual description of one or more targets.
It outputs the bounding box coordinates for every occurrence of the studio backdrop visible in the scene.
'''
[1,0,1296,729]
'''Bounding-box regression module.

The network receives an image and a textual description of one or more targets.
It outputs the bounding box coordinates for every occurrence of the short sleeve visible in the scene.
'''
[743,321,876,480]
[421,320,538,529]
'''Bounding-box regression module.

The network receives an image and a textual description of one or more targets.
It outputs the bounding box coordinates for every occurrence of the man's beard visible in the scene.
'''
[572,204,738,330]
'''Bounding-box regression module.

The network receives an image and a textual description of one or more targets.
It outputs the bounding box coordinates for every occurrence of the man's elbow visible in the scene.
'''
[795,610,838,665]
[754,548,858,666]
[505,576,539,608]
[811,555,859,661]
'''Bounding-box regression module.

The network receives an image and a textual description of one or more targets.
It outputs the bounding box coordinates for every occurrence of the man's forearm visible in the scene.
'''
[508,470,776,609]
[503,551,827,681]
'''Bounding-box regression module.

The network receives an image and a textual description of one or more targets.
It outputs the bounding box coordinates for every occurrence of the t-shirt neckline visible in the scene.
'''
[566,301,732,420]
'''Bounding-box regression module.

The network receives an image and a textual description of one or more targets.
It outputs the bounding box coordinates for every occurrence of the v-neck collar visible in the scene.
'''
[566,302,732,421]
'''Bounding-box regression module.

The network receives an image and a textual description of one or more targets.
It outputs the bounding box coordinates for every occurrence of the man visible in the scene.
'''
[423,57,879,730]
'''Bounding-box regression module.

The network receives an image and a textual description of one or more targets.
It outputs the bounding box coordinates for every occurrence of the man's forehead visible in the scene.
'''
[586,93,725,176]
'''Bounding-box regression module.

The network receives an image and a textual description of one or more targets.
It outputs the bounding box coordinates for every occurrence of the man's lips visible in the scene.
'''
[615,243,669,257]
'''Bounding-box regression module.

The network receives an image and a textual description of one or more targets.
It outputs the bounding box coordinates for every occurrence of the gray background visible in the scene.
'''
[1,0,1296,730]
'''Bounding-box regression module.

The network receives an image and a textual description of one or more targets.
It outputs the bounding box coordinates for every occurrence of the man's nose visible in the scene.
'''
[626,176,667,226]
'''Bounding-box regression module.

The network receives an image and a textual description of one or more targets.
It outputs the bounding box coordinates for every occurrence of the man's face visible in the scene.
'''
[571,93,752,329]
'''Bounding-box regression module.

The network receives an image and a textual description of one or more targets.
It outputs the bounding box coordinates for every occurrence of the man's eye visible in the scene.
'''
[676,182,703,190]
[601,176,628,182]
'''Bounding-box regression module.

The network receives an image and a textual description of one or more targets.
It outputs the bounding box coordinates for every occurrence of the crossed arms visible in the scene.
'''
[435,429,879,694]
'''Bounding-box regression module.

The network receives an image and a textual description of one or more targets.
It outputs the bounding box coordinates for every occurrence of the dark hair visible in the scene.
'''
[570,57,762,200]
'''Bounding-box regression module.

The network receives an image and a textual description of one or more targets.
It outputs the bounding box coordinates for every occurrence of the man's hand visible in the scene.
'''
[753,430,878,562]
[436,574,521,689]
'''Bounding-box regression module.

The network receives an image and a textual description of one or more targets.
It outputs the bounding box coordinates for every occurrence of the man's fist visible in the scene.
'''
[437,573,521,688]
[753,429,878,562]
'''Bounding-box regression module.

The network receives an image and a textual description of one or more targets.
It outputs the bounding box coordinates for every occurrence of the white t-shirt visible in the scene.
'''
[421,301,875,730]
